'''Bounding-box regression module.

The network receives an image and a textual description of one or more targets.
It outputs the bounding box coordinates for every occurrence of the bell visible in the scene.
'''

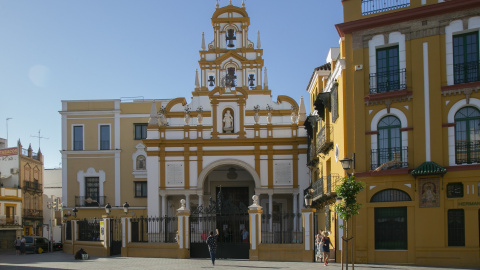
[208,75,215,87]
[248,74,255,88]
[226,29,236,48]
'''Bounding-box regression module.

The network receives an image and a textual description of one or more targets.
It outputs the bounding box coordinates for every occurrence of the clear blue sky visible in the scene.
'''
[0,0,343,169]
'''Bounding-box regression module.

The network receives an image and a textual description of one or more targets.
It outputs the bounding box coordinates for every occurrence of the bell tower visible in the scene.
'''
[196,0,266,93]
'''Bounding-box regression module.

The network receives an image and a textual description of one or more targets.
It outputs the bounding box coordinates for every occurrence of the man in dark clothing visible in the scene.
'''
[206,229,219,266]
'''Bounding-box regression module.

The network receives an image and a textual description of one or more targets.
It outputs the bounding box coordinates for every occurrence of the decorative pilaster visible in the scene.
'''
[177,199,190,259]
[301,208,317,262]
[248,195,263,261]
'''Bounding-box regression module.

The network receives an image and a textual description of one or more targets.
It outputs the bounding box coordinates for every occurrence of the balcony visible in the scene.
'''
[23,209,43,219]
[326,174,340,194]
[362,0,410,16]
[316,125,333,154]
[23,181,42,192]
[312,178,324,199]
[371,147,409,170]
[369,68,406,94]
[75,196,107,207]
[455,141,480,164]
[0,215,21,226]
[454,61,480,85]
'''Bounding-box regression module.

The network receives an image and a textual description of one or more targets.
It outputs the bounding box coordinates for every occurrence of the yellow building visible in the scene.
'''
[306,0,480,268]
[0,140,44,238]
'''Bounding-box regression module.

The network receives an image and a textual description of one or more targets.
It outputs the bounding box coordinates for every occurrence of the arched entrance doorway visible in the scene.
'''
[190,163,256,259]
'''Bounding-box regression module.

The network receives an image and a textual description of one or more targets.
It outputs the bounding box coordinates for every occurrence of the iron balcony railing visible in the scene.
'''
[0,215,21,226]
[454,61,480,85]
[371,146,409,170]
[23,209,43,218]
[362,0,410,16]
[326,174,340,194]
[312,177,324,198]
[316,125,333,154]
[24,181,42,192]
[455,141,480,164]
[75,196,107,207]
[370,68,406,94]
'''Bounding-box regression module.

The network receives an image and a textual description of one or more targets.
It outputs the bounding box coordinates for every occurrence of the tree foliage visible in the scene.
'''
[334,176,364,221]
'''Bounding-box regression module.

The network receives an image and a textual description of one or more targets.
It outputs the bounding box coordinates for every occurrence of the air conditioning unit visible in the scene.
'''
[10,168,19,174]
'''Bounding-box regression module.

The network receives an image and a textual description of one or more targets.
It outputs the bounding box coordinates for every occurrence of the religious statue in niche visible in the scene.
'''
[136,155,146,170]
[223,110,234,133]
[419,178,440,208]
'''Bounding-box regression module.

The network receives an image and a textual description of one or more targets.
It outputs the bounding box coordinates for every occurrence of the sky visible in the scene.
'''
[0,0,344,169]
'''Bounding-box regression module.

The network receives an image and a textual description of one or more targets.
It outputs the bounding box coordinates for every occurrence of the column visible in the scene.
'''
[121,216,131,257]
[161,195,167,217]
[185,194,190,210]
[301,207,317,262]
[293,193,298,231]
[176,199,190,259]
[248,195,263,261]
[268,191,273,232]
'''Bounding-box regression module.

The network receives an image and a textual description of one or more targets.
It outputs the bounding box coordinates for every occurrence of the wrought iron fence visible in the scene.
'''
[454,61,480,85]
[369,68,407,94]
[130,216,177,243]
[77,218,100,241]
[362,0,410,16]
[75,196,106,207]
[66,221,72,240]
[261,212,302,244]
[371,146,408,170]
[455,141,480,164]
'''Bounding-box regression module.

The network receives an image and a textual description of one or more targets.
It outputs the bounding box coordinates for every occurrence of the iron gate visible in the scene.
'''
[190,189,249,259]
[110,218,122,256]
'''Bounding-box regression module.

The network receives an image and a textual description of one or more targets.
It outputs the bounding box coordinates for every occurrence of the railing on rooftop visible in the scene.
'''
[370,68,407,94]
[362,0,410,16]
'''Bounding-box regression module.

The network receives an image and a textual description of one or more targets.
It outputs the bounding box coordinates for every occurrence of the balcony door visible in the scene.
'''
[85,177,99,206]
[377,116,401,166]
[376,46,399,92]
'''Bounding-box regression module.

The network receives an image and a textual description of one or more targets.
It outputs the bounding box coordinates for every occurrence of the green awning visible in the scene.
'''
[411,161,447,176]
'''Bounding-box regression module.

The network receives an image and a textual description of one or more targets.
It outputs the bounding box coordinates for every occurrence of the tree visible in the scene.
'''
[334,175,364,270]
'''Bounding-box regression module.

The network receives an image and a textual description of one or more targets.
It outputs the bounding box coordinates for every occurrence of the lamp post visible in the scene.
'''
[105,203,112,215]
[304,193,312,209]
[340,153,355,176]
[46,200,56,252]
[72,207,78,218]
[123,202,130,215]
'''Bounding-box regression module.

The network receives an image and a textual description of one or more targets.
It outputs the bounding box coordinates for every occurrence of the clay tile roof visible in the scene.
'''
[411,161,447,177]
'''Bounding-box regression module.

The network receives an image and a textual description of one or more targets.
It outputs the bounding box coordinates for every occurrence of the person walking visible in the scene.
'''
[206,229,219,266]
[321,231,334,266]
[14,237,21,255]
[241,228,249,243]
[20,236,26,255]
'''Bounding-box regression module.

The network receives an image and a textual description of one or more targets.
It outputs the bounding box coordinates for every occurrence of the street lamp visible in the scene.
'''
[105,203,112,215]
[72,207,78,218]
[123,202,130,214]
[340,153,355,176]
[304,193,312,208]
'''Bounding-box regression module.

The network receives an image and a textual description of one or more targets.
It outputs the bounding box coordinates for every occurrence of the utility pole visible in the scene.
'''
[31,130,48,149]
[6,118,12,147]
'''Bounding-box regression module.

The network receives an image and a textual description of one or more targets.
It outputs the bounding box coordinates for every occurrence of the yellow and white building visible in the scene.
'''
[306,0,480,268]
[60,1,308,240]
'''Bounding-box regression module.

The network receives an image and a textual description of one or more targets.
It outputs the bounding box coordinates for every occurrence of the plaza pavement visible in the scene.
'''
[0,250,476,270]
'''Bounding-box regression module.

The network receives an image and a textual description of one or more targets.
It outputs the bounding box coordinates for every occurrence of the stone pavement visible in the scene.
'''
[0,250,476,270]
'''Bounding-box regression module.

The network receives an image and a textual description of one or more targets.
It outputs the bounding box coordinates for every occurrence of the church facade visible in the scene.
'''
[60,1,308,238]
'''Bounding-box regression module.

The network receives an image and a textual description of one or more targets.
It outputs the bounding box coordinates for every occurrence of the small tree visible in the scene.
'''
[334,175,364,270]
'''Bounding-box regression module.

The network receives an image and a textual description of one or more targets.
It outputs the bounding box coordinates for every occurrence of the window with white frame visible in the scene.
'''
[73,125,83,150]
[99,125,110,150]
[454,106,480,164]
[453,32,479,84]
